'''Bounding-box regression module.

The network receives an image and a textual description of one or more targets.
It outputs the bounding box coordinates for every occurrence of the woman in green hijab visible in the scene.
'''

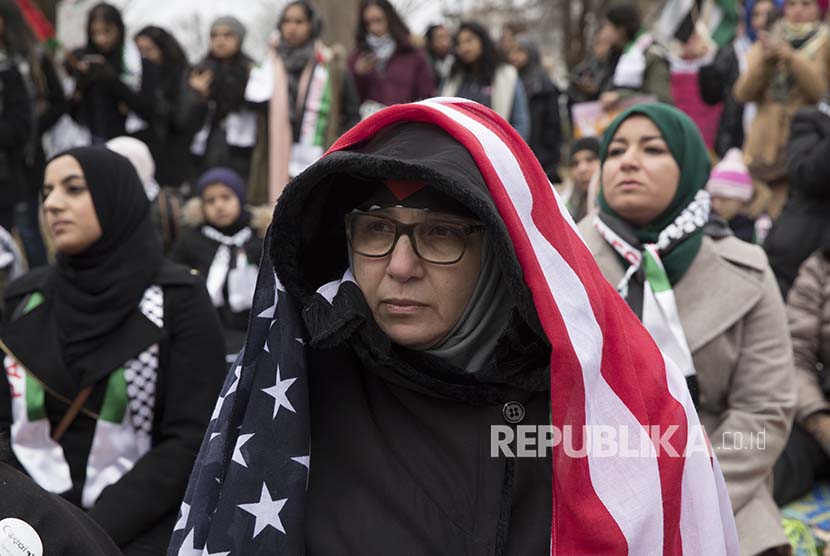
[578,103,795,556]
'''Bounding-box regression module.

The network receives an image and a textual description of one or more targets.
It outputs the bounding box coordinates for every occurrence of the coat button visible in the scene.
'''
[503,401,525,424]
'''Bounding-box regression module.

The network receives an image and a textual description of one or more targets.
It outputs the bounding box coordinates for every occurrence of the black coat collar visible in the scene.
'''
[0,261,198,399]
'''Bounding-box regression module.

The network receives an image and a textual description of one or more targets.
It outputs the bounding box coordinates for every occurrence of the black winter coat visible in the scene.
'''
[0,461,123,556]
[765,106,830,296]
[524,73,562,180]
[698,41,745,157]
[0,262,226,555]
[170,224,263,354]
[0,60,32,209]
[67,51,158,142]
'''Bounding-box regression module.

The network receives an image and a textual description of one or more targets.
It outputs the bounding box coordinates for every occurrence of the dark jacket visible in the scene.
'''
[765,106,830,296]
[0,58,33,209]
[139,62,191,188]
[270,123,552,555]
[0,460,123,556]
[23,53,68,195]
[176,59,261,185]
[699,41,746,157]
[523,71,562,179]
[0,261,226,553]
[170,224,262,354]
[67,50,158,142]
[348,44,435,106]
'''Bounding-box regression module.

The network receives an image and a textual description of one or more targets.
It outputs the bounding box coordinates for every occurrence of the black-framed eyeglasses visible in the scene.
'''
[345,211,485,265]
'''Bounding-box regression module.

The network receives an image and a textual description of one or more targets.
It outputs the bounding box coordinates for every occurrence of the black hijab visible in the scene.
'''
[47,147,163,376]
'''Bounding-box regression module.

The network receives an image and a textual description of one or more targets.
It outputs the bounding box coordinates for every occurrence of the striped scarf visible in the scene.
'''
[168,99,739,556]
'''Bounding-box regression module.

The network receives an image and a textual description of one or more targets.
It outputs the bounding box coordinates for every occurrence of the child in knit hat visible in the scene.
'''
[706,148,758,242]
[171,168,262,359]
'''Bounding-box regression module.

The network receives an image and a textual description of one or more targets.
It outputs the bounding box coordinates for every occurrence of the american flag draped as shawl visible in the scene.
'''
[168,98,740,555]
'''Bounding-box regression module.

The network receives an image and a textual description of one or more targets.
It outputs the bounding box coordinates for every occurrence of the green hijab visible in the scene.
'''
[598,103,711,283]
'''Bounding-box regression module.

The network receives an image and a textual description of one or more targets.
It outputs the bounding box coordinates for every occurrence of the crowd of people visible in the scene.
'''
[0,0,828,554]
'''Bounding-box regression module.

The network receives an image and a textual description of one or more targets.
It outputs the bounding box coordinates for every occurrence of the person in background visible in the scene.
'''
[250,0,360,205]
[171,167,261,358]
[699,0,781,157]
[349,0,435,114]
[568,24,615,104]
[425,23,454,89]
[134,25,192,191]
[0,147,226,556]
[766,101,830,297]
[509,36,562,181]
[733,0,830,221]
[562,137,599,222]
[0,0,64,268]
[705,148,758,243]
[578,104,794,556]
[442,21,530,139]
[773,247,830,507]
[168,100,739,556]
[599,2,674,108]
[107,136,181,252]
[179,16,261,185]
[0,2,32,235]
[64,3,156,144]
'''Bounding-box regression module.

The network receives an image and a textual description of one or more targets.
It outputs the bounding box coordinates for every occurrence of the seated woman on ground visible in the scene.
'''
[0,147,227,556]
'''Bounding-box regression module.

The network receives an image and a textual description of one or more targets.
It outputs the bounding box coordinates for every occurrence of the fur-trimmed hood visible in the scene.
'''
[270,121,541,333]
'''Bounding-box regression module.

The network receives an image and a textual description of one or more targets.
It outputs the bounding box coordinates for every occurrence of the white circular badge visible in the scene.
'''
[0,518,43,556]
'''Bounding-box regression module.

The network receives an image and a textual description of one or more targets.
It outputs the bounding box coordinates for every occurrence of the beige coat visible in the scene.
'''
[578,220,796,556]
[786,251,830,425]
[733,25,830,219]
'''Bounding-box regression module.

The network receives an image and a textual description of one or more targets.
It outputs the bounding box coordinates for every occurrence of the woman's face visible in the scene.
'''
[430,26,453,58]
[570,150,600,191]
[135,35,163,65]
[508,45,529,69]
[600,20,628,49]
[280,5,313,48]
[456,29,483,65]
[363,5,388,38]
[601,116,680,227]
[202,183,241,229]
[751,0,776,33]
[351,207,484,350]
[785,0,821,24]
[42,156,103,256]
[90,19,121,53]
[210,24,241,59]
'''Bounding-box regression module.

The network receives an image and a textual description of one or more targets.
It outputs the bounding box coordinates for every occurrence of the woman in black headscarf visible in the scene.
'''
[0,147,226,555]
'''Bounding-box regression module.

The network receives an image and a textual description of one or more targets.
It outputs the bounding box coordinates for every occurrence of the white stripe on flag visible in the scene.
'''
[661,351,738,555]
[421,99,665,555]
[656,0,696,42]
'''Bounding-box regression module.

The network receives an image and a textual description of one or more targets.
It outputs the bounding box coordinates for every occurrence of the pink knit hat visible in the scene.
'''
[706,148,754,202]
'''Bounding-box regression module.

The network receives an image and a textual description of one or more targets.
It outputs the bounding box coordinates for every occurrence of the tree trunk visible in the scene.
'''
[316,0,361,51]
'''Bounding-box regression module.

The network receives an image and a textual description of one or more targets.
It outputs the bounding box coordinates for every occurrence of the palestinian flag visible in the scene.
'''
[656,0,739,48]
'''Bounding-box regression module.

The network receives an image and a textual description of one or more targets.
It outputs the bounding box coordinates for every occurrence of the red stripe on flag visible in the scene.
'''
[446,100,689,555]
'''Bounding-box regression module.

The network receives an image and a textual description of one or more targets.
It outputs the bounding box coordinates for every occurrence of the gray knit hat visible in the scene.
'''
[211,15,246,42]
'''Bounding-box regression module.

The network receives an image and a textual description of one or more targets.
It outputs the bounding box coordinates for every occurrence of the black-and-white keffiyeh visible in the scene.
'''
[594,189,711,407]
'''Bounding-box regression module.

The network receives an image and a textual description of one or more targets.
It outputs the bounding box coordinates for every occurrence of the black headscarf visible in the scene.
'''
[47,147,163,376]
